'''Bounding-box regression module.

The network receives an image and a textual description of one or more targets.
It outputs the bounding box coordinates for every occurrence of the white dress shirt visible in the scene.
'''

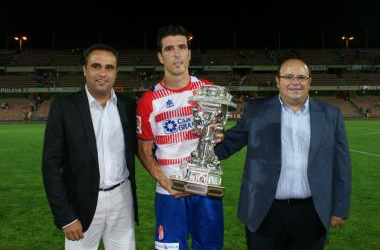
[85,85,129,189]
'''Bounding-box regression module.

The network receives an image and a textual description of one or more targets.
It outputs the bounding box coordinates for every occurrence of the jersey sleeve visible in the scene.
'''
[136,91,154,140]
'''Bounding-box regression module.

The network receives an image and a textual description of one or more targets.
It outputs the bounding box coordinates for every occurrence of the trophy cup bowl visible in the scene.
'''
[170,85,236,198]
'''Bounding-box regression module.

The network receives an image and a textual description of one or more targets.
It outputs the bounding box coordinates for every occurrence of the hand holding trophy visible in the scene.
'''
[170,85,236,198]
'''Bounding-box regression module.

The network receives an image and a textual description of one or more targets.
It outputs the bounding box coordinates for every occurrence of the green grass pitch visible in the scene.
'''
[0,120,379,249]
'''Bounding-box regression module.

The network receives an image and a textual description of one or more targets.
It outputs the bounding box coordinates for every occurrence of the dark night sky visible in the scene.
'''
[1,1,380,50]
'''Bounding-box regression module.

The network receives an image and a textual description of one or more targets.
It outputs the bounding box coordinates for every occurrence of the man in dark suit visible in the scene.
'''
[215,58,351,250]
[42,44,138,250]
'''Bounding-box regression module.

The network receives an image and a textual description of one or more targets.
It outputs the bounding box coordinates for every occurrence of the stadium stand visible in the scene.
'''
[1,48,380,122]
[31,100,51,121]
[316,96,362,118]
[0,98,31,122]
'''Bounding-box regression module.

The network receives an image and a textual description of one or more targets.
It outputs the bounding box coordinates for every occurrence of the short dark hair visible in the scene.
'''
[156,24,191,52]
[82,43,119,67]
[277,58,311,76]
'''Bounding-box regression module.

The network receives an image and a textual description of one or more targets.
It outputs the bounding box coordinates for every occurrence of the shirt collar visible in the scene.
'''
[278,94,309,114]
[85,85,117,108]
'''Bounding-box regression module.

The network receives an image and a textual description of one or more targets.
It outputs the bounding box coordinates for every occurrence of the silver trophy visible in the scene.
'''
[170,85,236,198]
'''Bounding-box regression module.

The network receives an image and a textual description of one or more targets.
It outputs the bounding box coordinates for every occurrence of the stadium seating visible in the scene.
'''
[1,48,380,121]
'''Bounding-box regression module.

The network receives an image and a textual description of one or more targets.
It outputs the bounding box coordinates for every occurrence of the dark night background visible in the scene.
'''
[1,1,379,51]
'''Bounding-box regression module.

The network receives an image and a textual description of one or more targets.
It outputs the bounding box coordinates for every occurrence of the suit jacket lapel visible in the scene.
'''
[116,95,131,156]
[308,98,324,165]
[117,95,127,126]
[266,96,282,166]
[76,89,98,163]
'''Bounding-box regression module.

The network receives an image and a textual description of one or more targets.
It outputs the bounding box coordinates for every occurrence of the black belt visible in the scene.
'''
[274,197,312,204]
[99,180,124,191]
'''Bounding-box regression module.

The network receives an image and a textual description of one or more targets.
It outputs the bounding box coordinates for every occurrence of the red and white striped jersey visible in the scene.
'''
[137,76,212,194]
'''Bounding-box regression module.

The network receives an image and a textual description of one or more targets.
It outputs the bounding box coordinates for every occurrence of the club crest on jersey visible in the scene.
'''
[158,224,164,241]
[165,99,174,108]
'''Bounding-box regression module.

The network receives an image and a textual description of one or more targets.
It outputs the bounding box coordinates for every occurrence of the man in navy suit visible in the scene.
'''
[215,58,351,250]
[42,44,138,250]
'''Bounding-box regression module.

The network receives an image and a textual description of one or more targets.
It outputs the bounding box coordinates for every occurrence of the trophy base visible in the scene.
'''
[171,177,224,198]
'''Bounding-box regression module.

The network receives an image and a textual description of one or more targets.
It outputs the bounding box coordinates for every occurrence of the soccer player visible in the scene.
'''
[137,24,224,250]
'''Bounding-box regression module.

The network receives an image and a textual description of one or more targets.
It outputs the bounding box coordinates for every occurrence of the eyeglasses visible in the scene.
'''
[278,75,310,82]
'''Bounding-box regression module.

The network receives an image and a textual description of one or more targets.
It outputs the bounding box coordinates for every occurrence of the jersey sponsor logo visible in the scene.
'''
[155,241,179,250]
[163,117,195,134]
[158,224,164,240]
[163,119,178,134]
[165,99,174,108]
[136,116,142,134]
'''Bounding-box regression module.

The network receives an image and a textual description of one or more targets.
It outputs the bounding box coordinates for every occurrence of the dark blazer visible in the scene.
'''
[215,95,351,234]
[42,89,138,232]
